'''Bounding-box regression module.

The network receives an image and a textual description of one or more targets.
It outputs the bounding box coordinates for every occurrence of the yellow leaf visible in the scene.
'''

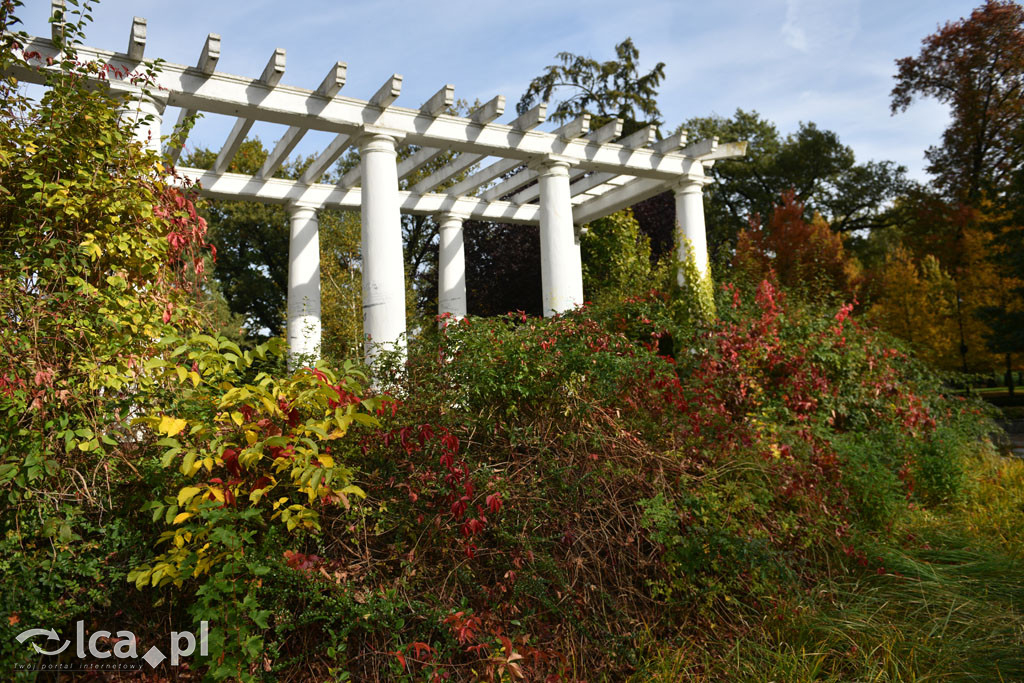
[172,512,192,525]
[245,430,258,445]
[189,371,201,388]
[231,411,244,427]
[177,486,201,507]
[339,484,367,499]
[159,416,188,437]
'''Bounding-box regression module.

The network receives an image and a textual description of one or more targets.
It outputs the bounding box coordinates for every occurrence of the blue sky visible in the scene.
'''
[16,0,982,182]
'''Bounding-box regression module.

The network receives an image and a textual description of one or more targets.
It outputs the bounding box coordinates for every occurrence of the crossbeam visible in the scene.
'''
[176,167,541,224]
[212,48,286,174]
[9,36,703,181]
[258,61,347,179]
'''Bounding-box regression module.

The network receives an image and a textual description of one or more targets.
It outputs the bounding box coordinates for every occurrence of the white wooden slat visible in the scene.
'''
[478,115,594,202]
[588,118,623,144]
[127,16,145,61]
[176,167,542,224]
[198,33,220,74]
[299,133,352,184]
[572,176,670,225]
[257,62,347,179]
[369,74,402,108]
[396,101,544,183]
[512,120,641,204]
[696,140,746,161]
[470,95,504,124]
[420,84,454,116]
[653,130,687,154]
[679,137,718,159]
[9,36,704,180]
[166,33,221,164]
[50,1,65,43]
[213,48,287,174]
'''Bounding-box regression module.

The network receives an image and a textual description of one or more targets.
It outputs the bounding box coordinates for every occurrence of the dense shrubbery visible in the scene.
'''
[0,4,1009,681]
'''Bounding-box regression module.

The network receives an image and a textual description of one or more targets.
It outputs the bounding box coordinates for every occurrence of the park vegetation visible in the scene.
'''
[1,0,1023,681]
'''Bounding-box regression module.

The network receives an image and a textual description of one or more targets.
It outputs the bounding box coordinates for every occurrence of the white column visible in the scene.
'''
[360,133,407,367]
[286,204,321,364]
[674,173,711,286]
[121,94,164,153]
[536,159,584,316]
[438,212,468,321]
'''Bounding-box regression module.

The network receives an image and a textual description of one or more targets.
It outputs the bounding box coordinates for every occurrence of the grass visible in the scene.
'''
[635,448,1024,681]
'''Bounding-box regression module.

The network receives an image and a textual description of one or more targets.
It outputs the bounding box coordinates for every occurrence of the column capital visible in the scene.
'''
[286,202,319,218]
[527,155,574,175]
[438,210,470,225]
[672,171,713,193]
[355,127,406,150]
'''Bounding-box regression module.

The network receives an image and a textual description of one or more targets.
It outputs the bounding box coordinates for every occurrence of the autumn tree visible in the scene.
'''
[677,110,908,262]
[733,190,861,298]
[888,0,1024,375]
[891,0,1024,203]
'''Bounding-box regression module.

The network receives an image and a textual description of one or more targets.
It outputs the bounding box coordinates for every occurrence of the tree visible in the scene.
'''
[184,141,294,337]
[517,37,665,135]
[891,0,1024,203]
[680,110,908,261]
[733,190,861,299]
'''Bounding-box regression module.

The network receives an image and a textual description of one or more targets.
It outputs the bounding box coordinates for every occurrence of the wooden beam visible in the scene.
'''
[409,151,482,194]
[166,33,221,164]
[618,124,657,149]
[198,33,220,74]
[653,130,687,154]
[260,48,286,87]
[257,62,347,179]
[470,95,504,124]
[420,84,454,116]
[176,167,542,224]
[299,133,352,184]
[50,1,65,43]
[369,74,402,108]
[398,101,545,183]
[511,102,547,131]
[213,48,286,174]
[679,137,718,159]
[127,16,145,61]
[512,123,655,204]
[696,140,747,161]
[316,61,346,97]
[557,114,590,140]
[588,118,623,144]
[572,176,669,225]
[8,36,704,180]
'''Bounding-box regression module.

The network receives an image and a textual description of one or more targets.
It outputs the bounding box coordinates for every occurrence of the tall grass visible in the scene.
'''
[637,449,1024,681]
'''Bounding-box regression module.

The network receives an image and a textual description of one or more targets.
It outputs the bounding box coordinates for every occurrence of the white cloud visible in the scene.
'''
[781,0,861,53]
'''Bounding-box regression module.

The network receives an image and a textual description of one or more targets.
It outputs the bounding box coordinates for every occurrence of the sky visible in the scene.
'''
[14,0,985,183]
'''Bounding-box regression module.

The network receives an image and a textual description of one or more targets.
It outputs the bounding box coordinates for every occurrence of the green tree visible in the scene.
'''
[681,110,908,259]
[517,37,665,135]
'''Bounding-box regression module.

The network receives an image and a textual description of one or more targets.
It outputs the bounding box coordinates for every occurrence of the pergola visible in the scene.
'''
[9,4,746,367]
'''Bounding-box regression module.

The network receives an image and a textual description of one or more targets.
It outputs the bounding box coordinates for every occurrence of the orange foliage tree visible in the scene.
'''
[733,189,860,298]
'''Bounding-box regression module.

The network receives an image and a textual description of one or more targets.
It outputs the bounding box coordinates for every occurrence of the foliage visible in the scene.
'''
[680,110,908,259]
[733,190,861,299]
[891,0,1024,202]
[580,209,654,305]
[517,37,665,135]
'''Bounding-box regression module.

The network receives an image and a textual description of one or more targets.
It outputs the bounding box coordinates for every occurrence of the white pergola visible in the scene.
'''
[9,5,746,368]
